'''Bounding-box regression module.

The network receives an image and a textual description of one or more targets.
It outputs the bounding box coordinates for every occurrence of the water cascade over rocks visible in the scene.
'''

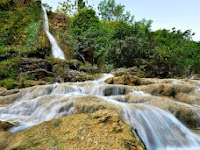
[41,5,66,60]
[0,74,200,150]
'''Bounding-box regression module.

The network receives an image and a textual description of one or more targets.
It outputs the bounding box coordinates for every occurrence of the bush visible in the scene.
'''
[101,64,115,73]
[0,78,16,90]
[151,29,200,75]
[0,57,21,80]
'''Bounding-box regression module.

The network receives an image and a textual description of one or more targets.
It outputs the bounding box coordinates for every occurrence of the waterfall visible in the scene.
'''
[0,74,200,149]
[123,105,200,150]
[41,5,66,60]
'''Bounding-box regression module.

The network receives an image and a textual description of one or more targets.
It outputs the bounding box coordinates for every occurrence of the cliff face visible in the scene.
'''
[48,11,74,59]
[0,0,97,90]
[0,0,48,51]
[0,0,52,89]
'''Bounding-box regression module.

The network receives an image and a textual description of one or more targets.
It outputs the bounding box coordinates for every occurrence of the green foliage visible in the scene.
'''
[1,0,199,79]
[19,77,26,84]
[23,21,41,51]
[98,0,134,23]
[101,64,115,73]
[56,0,87,15]
[0,78,16,90]
[94,20,152,68]
[71,8,100,62]
[71,9,99,33]
[43,77,54,83]
[151,28,200,75]
[57,0,75,15]
[0,57,21,80]
[18,77,32,88]
[0,1,41,52]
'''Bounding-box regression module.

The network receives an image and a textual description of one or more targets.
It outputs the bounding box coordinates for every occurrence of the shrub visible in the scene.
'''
[0,78,16,90]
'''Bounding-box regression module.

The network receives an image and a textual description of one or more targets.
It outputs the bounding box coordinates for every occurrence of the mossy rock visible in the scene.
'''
[0,110,143,150]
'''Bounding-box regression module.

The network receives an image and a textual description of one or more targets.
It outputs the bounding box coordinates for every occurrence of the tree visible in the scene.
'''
[98,0,134,23]
[71,8,101,63]
[56,0,74,15]
[151,28,200,75]
[77,0,85,10]
[106,21,151,67]
[56,0,87,16]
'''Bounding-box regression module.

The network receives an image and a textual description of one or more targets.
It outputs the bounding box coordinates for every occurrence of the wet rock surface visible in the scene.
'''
[106,75,140,86]
[0,111,143,150]
[0,121,14,131]
[106,75,200,128]
[0,74,200,149]
[20,58,51,72]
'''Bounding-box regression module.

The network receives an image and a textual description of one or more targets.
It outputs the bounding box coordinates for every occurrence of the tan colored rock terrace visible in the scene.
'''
[0,110,143,150]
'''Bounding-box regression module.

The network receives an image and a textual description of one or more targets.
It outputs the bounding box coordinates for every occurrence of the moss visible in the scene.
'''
[178,75,187,79]
[137,70,146,78]
[87,76,94,80]
[43,77,53,83]
[115,72,128,77]
[24,83,32,88]
[0,110,143,150]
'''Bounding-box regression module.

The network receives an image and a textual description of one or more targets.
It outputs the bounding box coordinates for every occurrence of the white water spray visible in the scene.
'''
[41,5,66,60]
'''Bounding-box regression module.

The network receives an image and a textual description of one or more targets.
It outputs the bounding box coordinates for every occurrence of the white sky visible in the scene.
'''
[43,0,200,41]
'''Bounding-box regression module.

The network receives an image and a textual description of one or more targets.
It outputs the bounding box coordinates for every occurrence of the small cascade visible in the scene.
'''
[123,105,200,150]
[0,74,200,149]
[41,5,66,60]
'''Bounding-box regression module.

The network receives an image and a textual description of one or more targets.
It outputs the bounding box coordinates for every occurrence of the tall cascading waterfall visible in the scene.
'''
[41,5,66,60]
[0,74,200,149]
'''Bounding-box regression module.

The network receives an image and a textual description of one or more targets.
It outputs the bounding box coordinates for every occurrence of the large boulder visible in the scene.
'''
[0,111,143,150]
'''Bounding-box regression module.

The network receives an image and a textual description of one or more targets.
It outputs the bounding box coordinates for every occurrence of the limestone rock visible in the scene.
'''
[23,80,49,86]
[0,121,14,131]
[0,111,143,150]
[105,75,140,86]
[20,58,51,72]
[190,75,200,80]
[18,69,54,80]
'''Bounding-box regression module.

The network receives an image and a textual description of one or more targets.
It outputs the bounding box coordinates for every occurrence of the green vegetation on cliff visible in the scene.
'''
[0,0,44,89]
[0,0,42,52]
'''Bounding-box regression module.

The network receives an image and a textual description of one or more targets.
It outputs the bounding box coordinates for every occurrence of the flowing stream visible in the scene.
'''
[0,74,200,150]
[41,5,66,60]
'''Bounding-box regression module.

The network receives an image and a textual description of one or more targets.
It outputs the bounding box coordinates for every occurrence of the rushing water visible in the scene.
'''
[41,5,66,60]
[0,74,200,150]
